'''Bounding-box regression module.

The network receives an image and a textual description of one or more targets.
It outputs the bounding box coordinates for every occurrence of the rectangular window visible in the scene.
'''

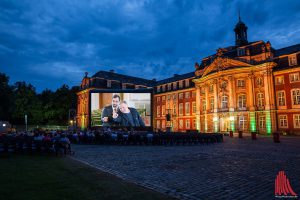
[157,97,161,102]
[186,119,190,129]
[173,82,177,90]
[192,102,196,114]
[292,89,300,105]
[238,94,247,108]
[168,84,171,91]
[289,54,297,66]
[202,100,206,111]
[193,119,196,128]
[173,94,177,100]
[237,79,245,87]
[179,81,183,88]
[162,105,165,116]
[239,116,247,131]
[209,84,214,93]
[156,120,160,129]
[221,96,228,109]
[279,115,288,128]
[192,91,196,98]
[257,93,264,107]
[237,48,245,56]
[290,73,299,82]
[179,93,183,99]
[162,85,166,92]
[173,104,176,115]
[185,102,190,115]
[185,92,190,99]
[162,96,166,101]
[179,103,183,116]
[157,86,161,92]
[294,114,300,128]
[259,115,265,129]
[185,79,190,87]
[162,120,166,129]
[277,91,286,106]
[167,95,171,101]
[179,119,183,129]
[275,76,284,85]
[210,98,214,110]
[157,106,160,117]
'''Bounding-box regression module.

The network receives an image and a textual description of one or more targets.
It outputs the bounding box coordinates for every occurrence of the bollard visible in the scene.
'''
[229,131,233,137]
[251,132,257,140]
[238,130,243,138]
[273,132,280,143]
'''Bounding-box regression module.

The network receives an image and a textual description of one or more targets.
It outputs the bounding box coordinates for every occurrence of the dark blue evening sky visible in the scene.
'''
[0,0,299,92]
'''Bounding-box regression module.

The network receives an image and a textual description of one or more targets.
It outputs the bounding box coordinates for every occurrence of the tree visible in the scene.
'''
[0,73,14,121]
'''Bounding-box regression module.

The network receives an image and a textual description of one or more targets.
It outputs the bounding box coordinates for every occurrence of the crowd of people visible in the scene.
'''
[0,128,223,156]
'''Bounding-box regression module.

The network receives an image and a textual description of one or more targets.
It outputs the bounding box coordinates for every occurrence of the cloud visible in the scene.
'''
[0,0,299,92]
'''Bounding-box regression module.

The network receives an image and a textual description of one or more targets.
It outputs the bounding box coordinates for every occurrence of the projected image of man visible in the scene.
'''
[114,101,145,127]
[101,94,122,127]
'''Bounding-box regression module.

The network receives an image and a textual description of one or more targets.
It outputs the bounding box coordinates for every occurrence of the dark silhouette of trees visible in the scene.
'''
[0,72,79,126]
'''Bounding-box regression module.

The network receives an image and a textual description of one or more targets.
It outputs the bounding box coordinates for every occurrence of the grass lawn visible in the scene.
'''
[0,154,174,200]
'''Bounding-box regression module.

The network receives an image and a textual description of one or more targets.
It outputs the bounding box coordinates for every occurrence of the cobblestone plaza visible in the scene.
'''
[72,136,300,200]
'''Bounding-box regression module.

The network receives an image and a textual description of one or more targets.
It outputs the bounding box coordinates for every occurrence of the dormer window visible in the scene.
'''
[289,54,297,66]
[237,48,245,56]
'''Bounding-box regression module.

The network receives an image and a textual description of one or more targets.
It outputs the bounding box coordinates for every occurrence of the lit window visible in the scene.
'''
[259,115,265,129]
[292,89,300,105]
[239,116,247,131]
[192,102,196,114]
[290,73,299,82]
[157,106,160,117]
[179,119,183,129]
[162,105,165,116]
[162,96,166,101]
[185,102,190,115]
[173,94,177,100]
[162,120,166,129]
[179,93,184,99]
[238,94,247,108]
[257,93,264,107]
[173,104,176,115]
[186,119,190,129]
[157,97,160,102]
[279,115,288,128]
[156,120,160,129]
[275,76,284,85]
[193,119,196,128]
[294,114,300,128]
[185,92,190,99]
[179,103,183,116]
[277,91,286,106]
[237,79,245,87]
[221,96,228,109]
[288,54,297,66]
[167,95,171,100]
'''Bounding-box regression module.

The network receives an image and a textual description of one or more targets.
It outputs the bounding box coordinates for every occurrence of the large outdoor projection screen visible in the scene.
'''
[90,91,151,127]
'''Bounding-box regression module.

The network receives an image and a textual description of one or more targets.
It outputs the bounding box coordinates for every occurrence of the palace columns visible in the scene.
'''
[196,85,201,132]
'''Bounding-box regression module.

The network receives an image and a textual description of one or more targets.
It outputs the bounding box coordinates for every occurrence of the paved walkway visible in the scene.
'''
[71,136,300,200]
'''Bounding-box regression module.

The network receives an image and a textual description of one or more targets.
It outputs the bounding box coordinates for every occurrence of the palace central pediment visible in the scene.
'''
[201,57,253,77]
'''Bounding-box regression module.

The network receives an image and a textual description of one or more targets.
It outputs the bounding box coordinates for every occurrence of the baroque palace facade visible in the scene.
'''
[77,17,300,135]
